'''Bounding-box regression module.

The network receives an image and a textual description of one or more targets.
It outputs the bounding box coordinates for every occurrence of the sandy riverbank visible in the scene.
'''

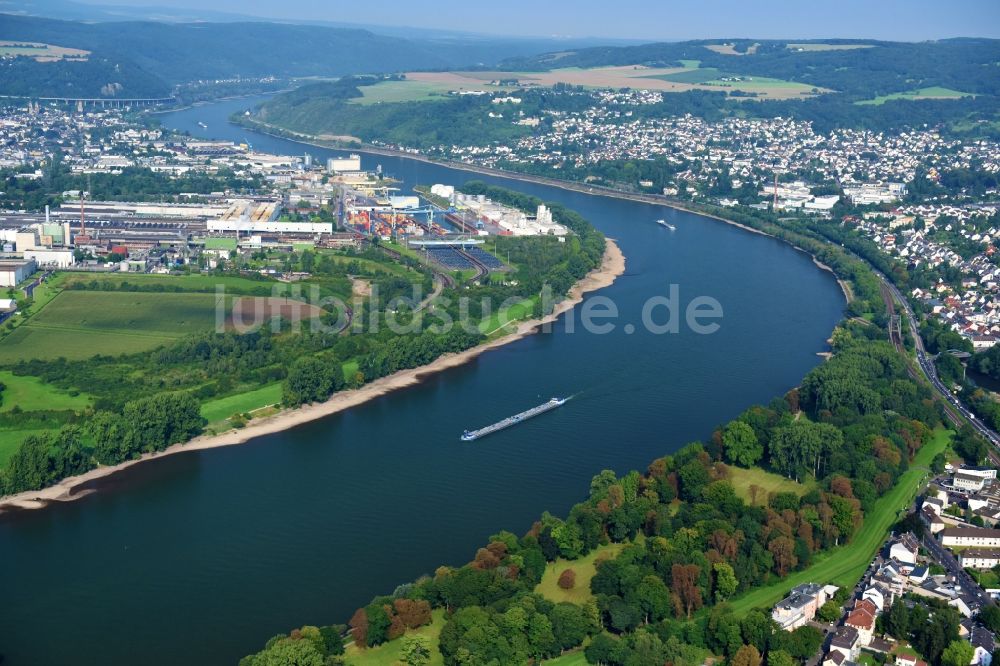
[0,240,625,514]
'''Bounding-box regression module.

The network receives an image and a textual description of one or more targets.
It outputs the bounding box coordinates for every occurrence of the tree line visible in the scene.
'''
[1,392,204,495]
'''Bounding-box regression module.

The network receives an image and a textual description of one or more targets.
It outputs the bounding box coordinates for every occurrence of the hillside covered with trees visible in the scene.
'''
[0,13,552,98]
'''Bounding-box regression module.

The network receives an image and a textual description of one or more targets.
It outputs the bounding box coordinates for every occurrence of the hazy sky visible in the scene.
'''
[79,0,1000,41]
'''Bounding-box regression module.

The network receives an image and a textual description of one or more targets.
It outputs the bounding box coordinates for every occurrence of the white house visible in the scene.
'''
[845,600,877,647]
[863,586,887,612]
[830,626,861,662]
[772,583,831,630]
[964,550,1000,570]
[961,467,998,481]
[971,625,996,666]
[922,506,946,534]
[889,533,920,573]
[941,527,1000,548]
[955,472,988,493]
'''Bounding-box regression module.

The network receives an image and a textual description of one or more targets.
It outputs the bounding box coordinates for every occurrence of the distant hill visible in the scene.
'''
[252,38,1000,142]
[499,38,1000,99]
[0,13,569,98]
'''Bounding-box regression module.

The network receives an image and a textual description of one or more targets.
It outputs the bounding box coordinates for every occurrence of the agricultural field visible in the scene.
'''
[402,65,827,100]
[0,41,89,61]
[535,541,627,605]
[856,86,973,105]
[350,79,472,105]
[704,43,759,55]
[0,291,226,362]
[643,62,823,97]
[342,608,446,666]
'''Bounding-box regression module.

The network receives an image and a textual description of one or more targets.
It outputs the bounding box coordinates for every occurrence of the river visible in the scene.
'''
[0,97,845,665]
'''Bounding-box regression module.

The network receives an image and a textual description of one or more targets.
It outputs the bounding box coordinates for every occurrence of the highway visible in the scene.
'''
[874,269,1000,449]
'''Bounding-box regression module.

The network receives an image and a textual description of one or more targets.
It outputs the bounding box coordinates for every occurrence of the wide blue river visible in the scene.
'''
[0,97,844,665]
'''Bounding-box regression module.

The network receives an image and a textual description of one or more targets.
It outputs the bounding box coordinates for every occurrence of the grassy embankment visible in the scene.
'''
[727,427,952,614]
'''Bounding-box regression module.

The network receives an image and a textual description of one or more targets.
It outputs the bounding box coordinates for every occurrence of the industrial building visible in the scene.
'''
[327,154,362,173]
[207,219,333,234]
[24,249,75,268]
[0,258,37,287]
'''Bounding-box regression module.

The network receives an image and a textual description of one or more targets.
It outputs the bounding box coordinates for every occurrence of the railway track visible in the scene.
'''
[874,270,1000,463]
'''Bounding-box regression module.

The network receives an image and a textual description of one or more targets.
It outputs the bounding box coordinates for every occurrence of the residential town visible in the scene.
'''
[366,89,999,217]
[772,464,1000,666]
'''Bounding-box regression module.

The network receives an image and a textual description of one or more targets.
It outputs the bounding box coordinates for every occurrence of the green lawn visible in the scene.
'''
[319,253,411,278]
[536,542,627,605]
[0,291,226,362]
[200,383,283,424]
[342,360,360,383]
[857,87,972,105]
[727,428,952,615]
[479,297,537,337]
[0,370,92,413]
[544,652,589,665]
[968,568,1000,589]
[727,466,813,503]
[0,428,57,466]
[344,608,446,665]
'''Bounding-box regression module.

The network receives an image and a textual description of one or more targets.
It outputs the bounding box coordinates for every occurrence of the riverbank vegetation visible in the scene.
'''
[0,188,605,499]
[240,269,963,665]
